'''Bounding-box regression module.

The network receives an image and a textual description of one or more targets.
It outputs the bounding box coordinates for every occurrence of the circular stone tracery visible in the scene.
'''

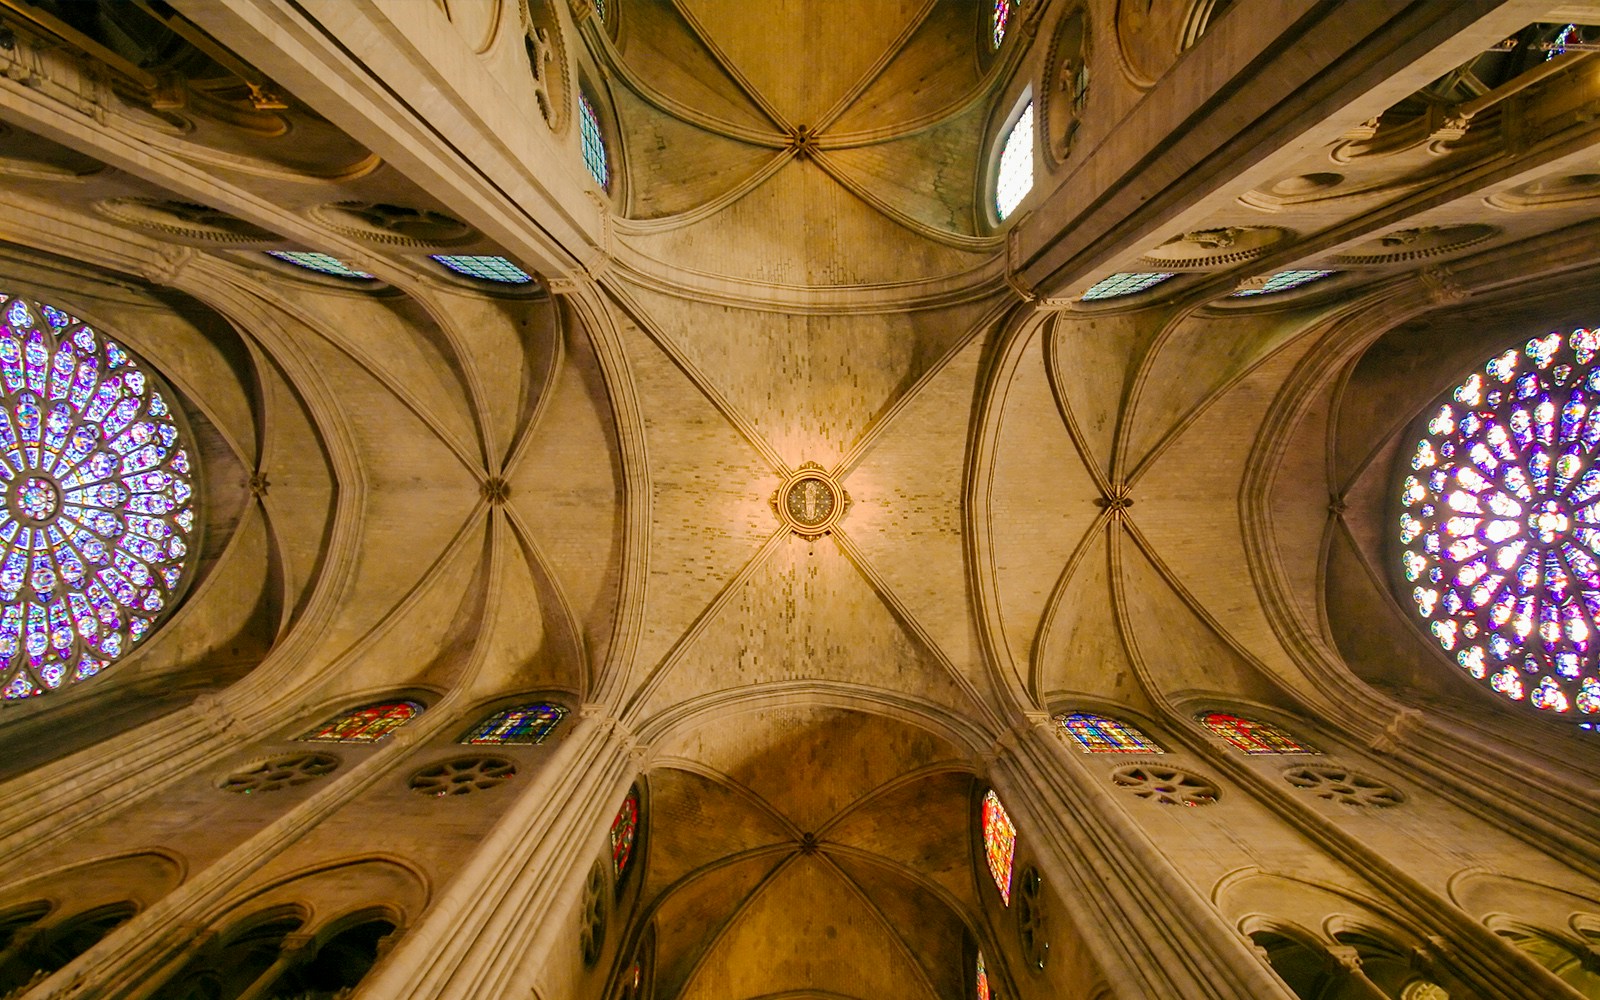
[1398,327,1600,717]
[0,292,198,700]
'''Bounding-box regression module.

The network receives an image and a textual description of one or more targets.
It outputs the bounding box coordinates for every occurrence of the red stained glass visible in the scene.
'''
[981,789,1016,905]
[1199,712,1317,754]
[298,701,422,744]
[611,789,640,878]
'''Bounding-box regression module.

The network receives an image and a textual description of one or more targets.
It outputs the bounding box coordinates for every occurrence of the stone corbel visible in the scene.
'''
[1369,707,1422,755]
[1427,103,1471,143]
[1419,266,1467,306]
[137,246,196,287]
[191,692,236,737]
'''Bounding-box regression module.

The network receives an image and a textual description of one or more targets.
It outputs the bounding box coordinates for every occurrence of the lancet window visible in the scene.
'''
[1053,712,1165,753]
[298,700,424,743]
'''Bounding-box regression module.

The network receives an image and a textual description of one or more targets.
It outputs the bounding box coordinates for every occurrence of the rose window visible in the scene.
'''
[0,293,197,699]
[1398,328,1600,718]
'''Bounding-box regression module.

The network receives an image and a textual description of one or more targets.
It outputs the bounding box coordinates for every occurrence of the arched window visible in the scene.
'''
[430,255,534,284]
[0,293,200,699]
[1198,712,1318,754]
[0,903,134,996]
[1230,270,1334,297]
[579,92,609,189]
[259,918,396,998]
[1251,931,1338,999]
[1335,931,1454,1000]
[1053,712,1165,753]
[1499,927,1600,996]
[980,789,1016,904]
[298,700,423,743]
[153,913,303,1000]
[611,787,640,880]
[460,702,567,745]
[265,251,374,279]
[976,950,992,1000]
[992,0,1010,47]
[1081,272,1175,301]
[1398,327,1600,717]
[995,100,1034,221]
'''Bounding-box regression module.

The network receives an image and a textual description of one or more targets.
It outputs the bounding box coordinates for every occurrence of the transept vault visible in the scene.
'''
[0,1,1598,999]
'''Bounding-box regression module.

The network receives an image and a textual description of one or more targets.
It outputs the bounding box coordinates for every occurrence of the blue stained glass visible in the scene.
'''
[431,256,534,284]
[1082,272,1175,301]
[265,251,374,280]
[579,94,609,189]
[460,702,568,745]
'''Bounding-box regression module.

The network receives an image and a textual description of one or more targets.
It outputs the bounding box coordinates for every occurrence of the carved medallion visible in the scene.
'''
[1333,224,1496,265]
[1139,226,1288,269]
[521,0,571,132]
[1042,7,1090,164]
[95,198,277,243]
[310,201,477,247]
[770,463,850,538]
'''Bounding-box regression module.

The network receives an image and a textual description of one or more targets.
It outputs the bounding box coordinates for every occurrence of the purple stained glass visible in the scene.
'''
[1400,327,1600,717]
[0,293,197,699]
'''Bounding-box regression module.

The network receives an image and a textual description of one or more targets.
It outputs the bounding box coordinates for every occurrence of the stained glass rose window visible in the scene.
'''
[0,292,197,699]
[1399,327,1600,717]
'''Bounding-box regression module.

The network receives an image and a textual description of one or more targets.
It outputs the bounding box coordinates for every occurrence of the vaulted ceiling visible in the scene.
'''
[3,2,1600,999]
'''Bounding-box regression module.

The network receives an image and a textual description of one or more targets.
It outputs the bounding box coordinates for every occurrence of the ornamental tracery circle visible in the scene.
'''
[0,293,198,700]
[1398,328,1600,718]
[1282,765,1403,808]
[219,753,339,794]
[408,756,517,797]
[1109,764,1219,806]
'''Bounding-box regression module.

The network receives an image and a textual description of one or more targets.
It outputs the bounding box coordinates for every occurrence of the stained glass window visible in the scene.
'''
[299,700,423,743]
[1081,272,1175,301]
[976,951,992,1000]
[1053,712,1165,753]
[0,293,199,699]
[1230,270,1334,297]
[264,251,374,279]
[1547,24,1579,60]
[579,94,609,189]
[995,101,1034,221]
[980,789,1016,905]
[460,702,567,745]
[430,255,534,284]
[611,788,640,878]
[1398,327,1600,717]
[992,0,1009,47]
[1198,712,1318,754]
